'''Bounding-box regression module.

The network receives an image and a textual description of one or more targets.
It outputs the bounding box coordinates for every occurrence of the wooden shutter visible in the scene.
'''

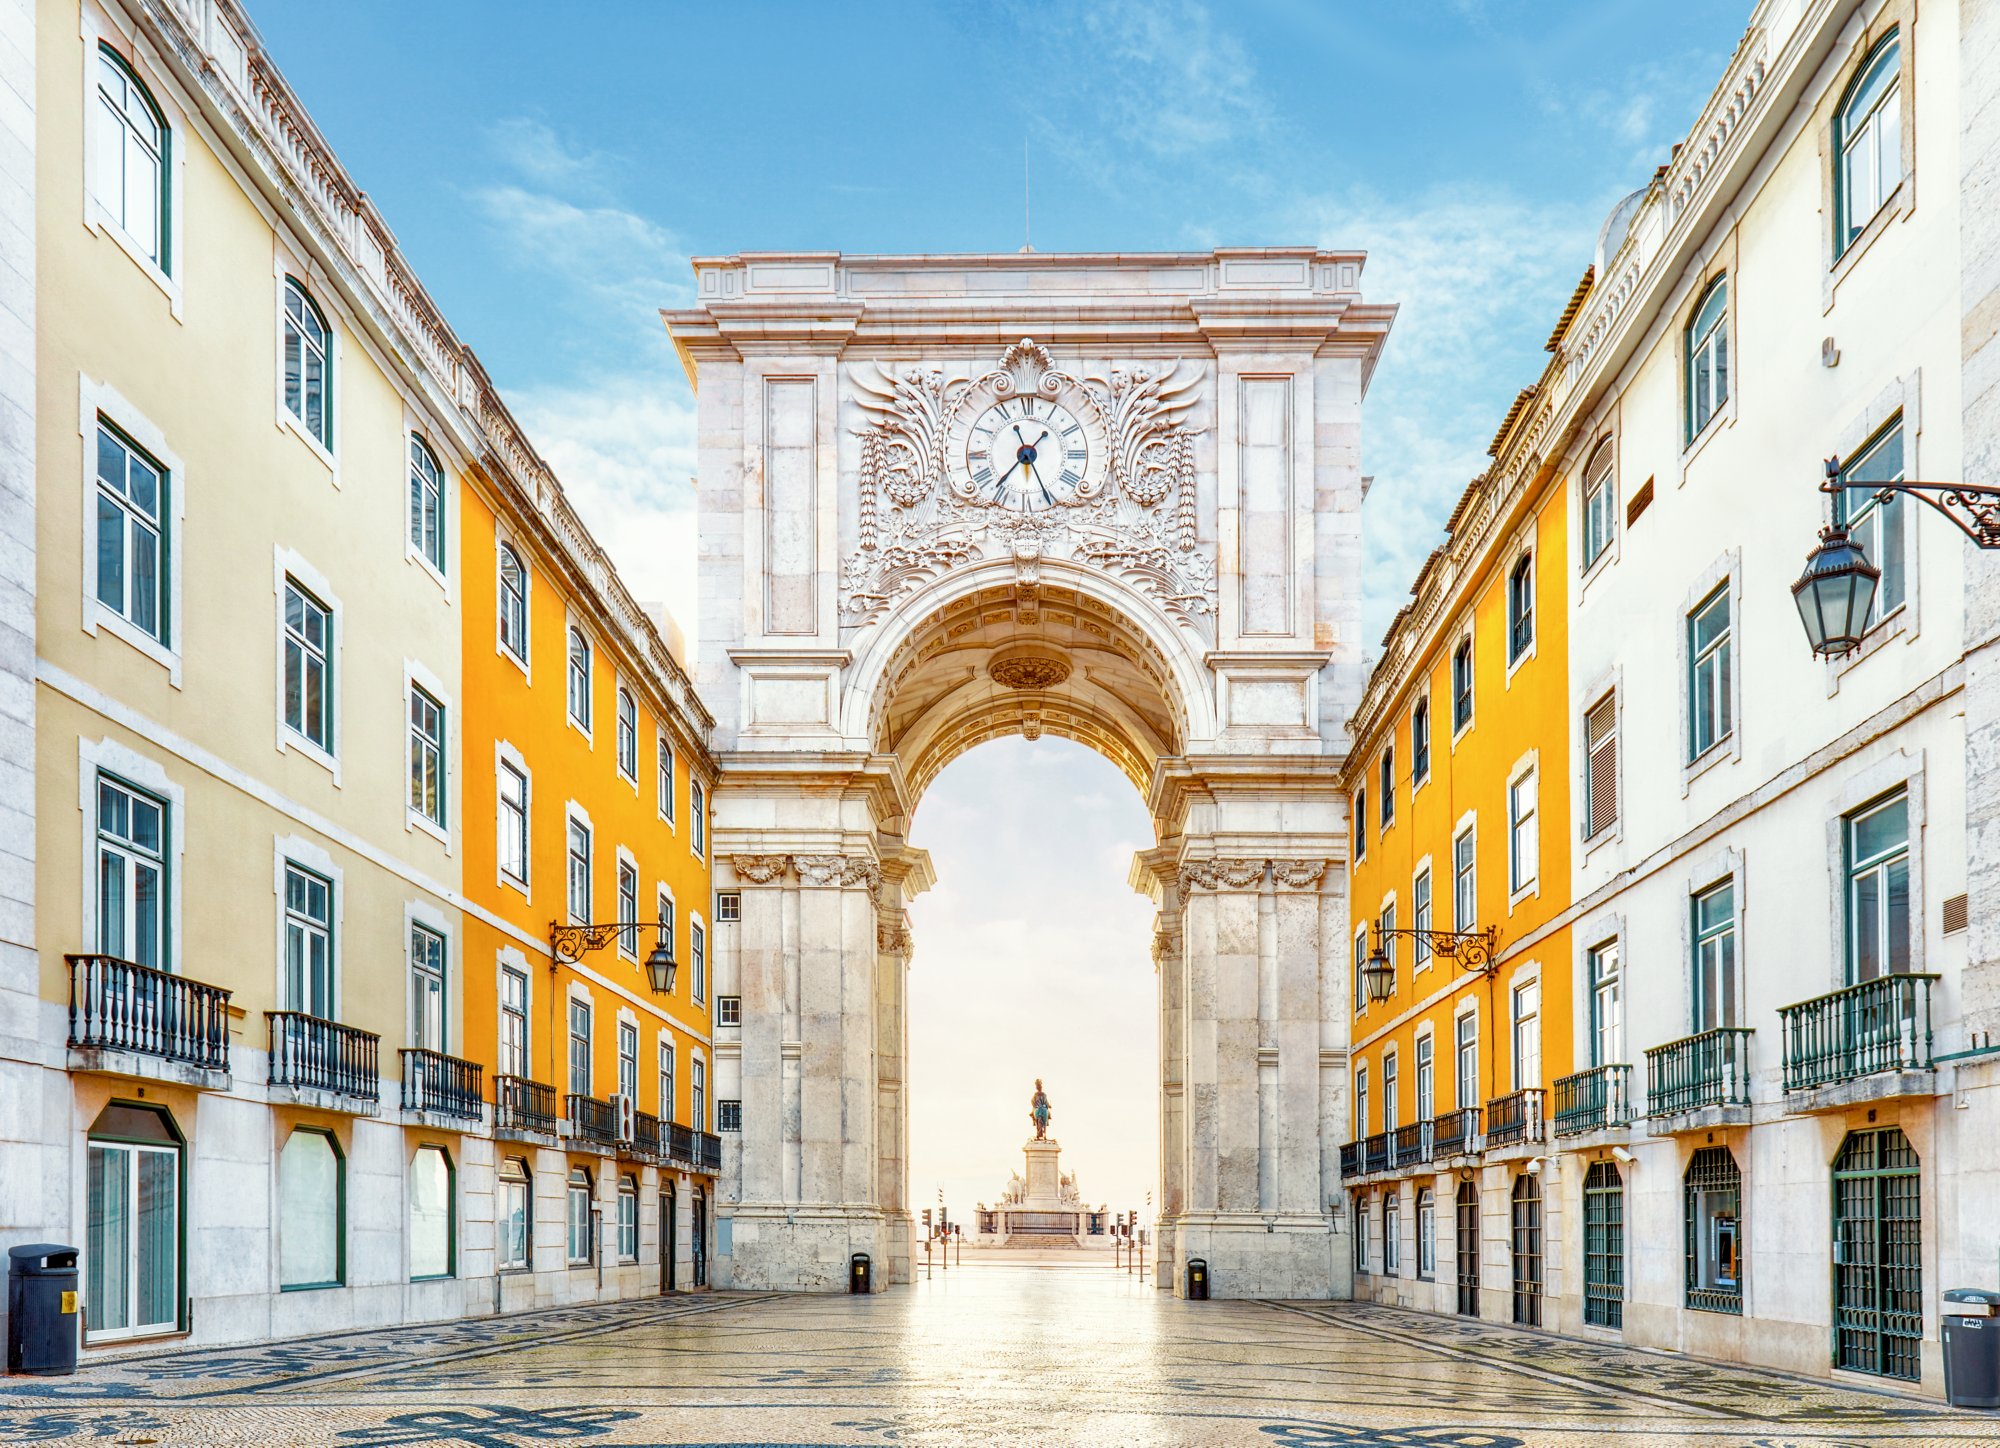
[1585,695,1618,837]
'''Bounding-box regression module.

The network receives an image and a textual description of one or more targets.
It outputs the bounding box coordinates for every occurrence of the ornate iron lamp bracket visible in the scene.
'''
[1821,455,2000,549]
[549,921,665,965]
[1371,924,1500,979]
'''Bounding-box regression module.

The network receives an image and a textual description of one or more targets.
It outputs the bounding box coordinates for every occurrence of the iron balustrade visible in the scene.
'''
[495,1074,557,1135]
[267,1011,379,1102]
[1645,1027,1754,1118]
[1363,1131,1390,1175]
[698,1132,722,1172]
[1484,1088,1545,1148]
[567,1093,620,1147]
[399,1049,483,1121]
[634,1110,662,1158]
[668,1122,697,1166]
[66,953,231,1073]
[1339,1140,1361,1178]
[1391,1121,1433,1168]
[1780,974,1937,1093]
[1553,1064,1633,1137]
[1433,1106,1481,1157]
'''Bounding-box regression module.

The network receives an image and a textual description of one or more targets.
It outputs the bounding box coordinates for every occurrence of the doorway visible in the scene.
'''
[660,1183,676,1293]
[692,1188,707,1289]
[1455,1179,1480,1316]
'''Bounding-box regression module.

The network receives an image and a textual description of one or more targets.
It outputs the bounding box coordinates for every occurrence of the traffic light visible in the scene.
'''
[922,1208,932,1230]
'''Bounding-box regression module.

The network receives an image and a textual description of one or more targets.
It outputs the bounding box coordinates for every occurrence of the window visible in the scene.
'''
[1685,277,1729,442]
[95,776,166,971]
[410,1146,452,1280]
[1832,1126,1923,1380]
[408,685,445,828]
[1582,1160,1625,1329]
[1354,787,1368,859]
[498,761,529,885]
[617,860,640,959]
[1455,1011,1477,1110]
[1354,1193,1369,1273]
[282,578,333,754]
[409,923,445,1052]
[658,736,676,820]
[1847,789,1911,983]
[617,1177,639,1261]
[1588,941,1623,1066]
[1378,904,1397,1001]
[1693,880,1738,1031]
[498,545,528,661]
[566,1167,593,1265]
[692,1058,706,1132]
[409,436,444,573]
[716,891,741,923]
[1511,1172,1543,1327]
[718,996,741,1027]
[659,1040,676,1124]
[1685,1146,1741,1314]
[279,1127,342,1288]
[1688,585,1732,760]
[1355,1065,1370,1138]
[656,890,674,963]
[717,1099,742,1132]
[499,966,528,1078]
[1836,421,1906,627]
[1383,1048,1399,1133]
[1411,699,1431,785]
[1415,1033,1435,1121]
[1352,928,1369,1012]
[566,627,592,731]
[1582,442,1615,567]
[690,779,706,857]
[617,1021,639,1103]
[1836,33,1902,255]
[1452,639,1474,732]
[1511,980,1541,1090]
[691,921,706,1003]
[93,420,169,643]
[1508,770,1538,894]
[1584,694,1618,839]
[1507,554,1534,662]
[1384,1194,1401,1276]
[1412,867,1432,969]
[281,862,333,1018]
[1453,826,1476,931]
[84,1103,181,1342]
[616,689,638,781]
[1378,747,1394,829]
[566,816,591,924]
[1417,1188,1436,1280]
[282,279,332,452]
[568,997,592,1097]
[93,48,169,269]
[498,1157,531,1271]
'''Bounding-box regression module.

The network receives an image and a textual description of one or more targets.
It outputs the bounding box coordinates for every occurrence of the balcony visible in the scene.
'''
[633,1110,662,1159]
[1339,1140,1361,1178]
[399,1049,484,1123]
[494,1074,557,1138]
[1390,1121,1432,1169]
[1645,1027,1753,1129]
[267,1012,380,1111]
[698,1131,722,1173]
[1781,973,1938,1111]
[567,1093,621,1149]
[1483,1088,1545,1150]
[1433,1106,1481,1158]
[66,954,231,1087]
[667,1121,697,1168]
[1363,1131,1390,1175]
[1553,1064,1633,1139]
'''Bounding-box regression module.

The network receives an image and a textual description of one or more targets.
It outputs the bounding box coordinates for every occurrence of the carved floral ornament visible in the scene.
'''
[728,854,881,892]
[842,339,1215,632]
[1177,858,1330,894]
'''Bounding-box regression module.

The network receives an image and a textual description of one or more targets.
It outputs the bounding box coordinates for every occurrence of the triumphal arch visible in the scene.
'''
[665,250,1393,1297]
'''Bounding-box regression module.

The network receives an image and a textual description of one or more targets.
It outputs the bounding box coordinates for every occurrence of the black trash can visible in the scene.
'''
[1942,1288,2000,1409]
[849,1253,871,1295]
[7,1244,81,1376]
[1186,1257,1209,1300]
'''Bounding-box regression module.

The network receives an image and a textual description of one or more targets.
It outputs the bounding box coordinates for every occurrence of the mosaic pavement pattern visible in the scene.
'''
[1,1264,1996,1446]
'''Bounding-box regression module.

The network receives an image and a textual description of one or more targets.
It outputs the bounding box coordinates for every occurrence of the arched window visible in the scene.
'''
[282,278,332,452]
[1836,33,1902,255]
[498,1157,532,1271]
[1582,1160,1625,1328]
[84,1102,183,1341]
[566,628,592,731]
[617,1176,639,1261]
[1378,745,1394,829]
[1832,1127,1920,1379]
[409,436,445,572]
[1415,1186,1436,1280]
[1684,278,1729,441]
[410,1145,453,1280]
[1411,698,1430,784]
[93,47,168,271]
[1383,1192,1400,1276]
[498,546,528,660]
[1507,554,1534,661]
[616,688,638,779]
[1582,442,1616,567]
[279,1127,343,1288]
[1452,638,1474,731]
[1511,1172,1543,1326]
[1684,1146,1741,1314]
[566,1166,594,1264]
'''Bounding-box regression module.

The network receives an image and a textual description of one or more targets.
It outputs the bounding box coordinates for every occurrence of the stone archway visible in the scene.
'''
[667,248,1393,1298]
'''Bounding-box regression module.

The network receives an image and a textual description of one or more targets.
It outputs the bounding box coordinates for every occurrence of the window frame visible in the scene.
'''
[1454,1006,1478,1111]
[565,807,593,926]
[496,541,531,670]
[1410,696,1431,788]
[407,434,447,580]
[565,1166,594,1266]
[1507,765,1539,899]
[616,1019,640,1104]
[1378,746,1395,830]
[1687,584,1733,764]
[278,1125,345,1291]
[1581,440,1616,573]
[408,919,447,1053]
[617,1176,639,1262]
[1411,864,1433,972]
[1683,276,1730,447]
[80,385,185,681]
[616,856,641,962]
[496,749,530,892]
[85,41,179,303]
[615,688,639,783]
[1684,1146,1743,1315]
[1353,785,1368,861]
[497,1156,532,1272]
[408,1144,455,1282]
[280,572,337,767]
[93,772,170,973]
[567,995,593,1099]
[657,734,678,824]
[566,626,593,737]
[406,678,448,837]
[690,779,706,859]
[84,1109,184,1341]
[1506,552,1535,666]
[1451,636,1475,737]
[280,276,335,459]
[1834,31,1904,259]
[279,856,337,1019]
[89,415,172,653]
[1452,822,1477,932]
[1510,976,1541,1091]
[1844,788,1911,985]
[1583,692,1620,842]
[1588,939,1623,1068]
[1833,418,1908,634]
[1691,878,1739,1032]
[690,918,707,1004]
[1416,1187,1436,1281]
[498,963,530,1080]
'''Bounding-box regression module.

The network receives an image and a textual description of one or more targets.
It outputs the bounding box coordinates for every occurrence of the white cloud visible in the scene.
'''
[485,116,611,198]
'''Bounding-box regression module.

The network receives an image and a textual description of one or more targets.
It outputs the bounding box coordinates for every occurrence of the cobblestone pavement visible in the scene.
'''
[1,1263,1996,1446]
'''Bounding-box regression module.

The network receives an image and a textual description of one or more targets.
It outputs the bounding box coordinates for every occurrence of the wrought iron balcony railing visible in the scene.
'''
[66,954,231,1073]
[1339,1140,1361,1178]
[633,1110,662,1157]
[1432,1106,1481,1157]
[1645,1027,1754,1118]
[1484,1088,1545,1148]
[494,1074,557,1135]
[1391,1121,1432,1168]
[1363,1131,1390,1175]
[1780,973,1937,1093]
[667,1121,697,1166]
[1553,1064,1633,1137]
[399,1048,483,1121]
[698,1131,722,1172]
[567,1093,621,1147]
[267,1011,379,1102]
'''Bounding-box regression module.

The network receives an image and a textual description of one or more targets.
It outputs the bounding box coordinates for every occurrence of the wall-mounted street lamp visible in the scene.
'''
[549,921,677,995]
[1361,923,1499,1005]
[1794,456,2000,658]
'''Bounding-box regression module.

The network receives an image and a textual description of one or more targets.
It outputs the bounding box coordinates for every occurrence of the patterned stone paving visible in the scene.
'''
[0,1264,1994,1445]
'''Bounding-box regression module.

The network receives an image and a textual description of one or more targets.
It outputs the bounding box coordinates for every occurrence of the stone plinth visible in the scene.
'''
[1023,1138,1061,1202]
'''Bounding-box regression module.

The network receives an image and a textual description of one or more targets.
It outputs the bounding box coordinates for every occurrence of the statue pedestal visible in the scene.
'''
[1002,1136,1080,1242]
[1023,1137,1062,1201]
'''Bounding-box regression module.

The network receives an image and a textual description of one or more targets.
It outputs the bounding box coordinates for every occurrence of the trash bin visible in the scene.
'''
[849,1253,871,1295]
[1942,1289,2000,1409]
[7,1244,81,1376]
[1186,1257,1209,1300]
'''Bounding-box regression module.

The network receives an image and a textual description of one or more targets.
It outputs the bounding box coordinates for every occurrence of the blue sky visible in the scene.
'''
[251,0,1752,1217]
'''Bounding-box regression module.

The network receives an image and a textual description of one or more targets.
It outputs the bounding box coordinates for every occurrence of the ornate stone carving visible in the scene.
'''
[792,854,850,887]
[1270,859,1330,890]
[1178,858,1268,893]
[987,645,1071,692]
[731,855,789,885]
[839,858,882,892]
[878,912,912,954]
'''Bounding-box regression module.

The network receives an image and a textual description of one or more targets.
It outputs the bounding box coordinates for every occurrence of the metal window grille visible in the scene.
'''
[1511,1172,1543,1327]
[1455,1180,1480,1316]
[1832,1127,1922,1382]
[717,1099,742,1132]
[1684,1146,1743,1315]
[1583,1160,1625,1328]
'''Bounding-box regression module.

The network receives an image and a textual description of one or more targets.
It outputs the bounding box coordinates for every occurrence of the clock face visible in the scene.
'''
[962,394,1094,511]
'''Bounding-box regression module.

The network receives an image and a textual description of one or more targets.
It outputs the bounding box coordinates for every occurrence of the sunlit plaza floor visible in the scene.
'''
[2,1261,1996,1446]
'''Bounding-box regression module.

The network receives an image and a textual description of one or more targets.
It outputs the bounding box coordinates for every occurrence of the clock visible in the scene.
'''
[960,393,1096,511]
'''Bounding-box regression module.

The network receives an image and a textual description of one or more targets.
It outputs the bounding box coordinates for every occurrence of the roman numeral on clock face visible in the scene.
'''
[1060,469,1082,487]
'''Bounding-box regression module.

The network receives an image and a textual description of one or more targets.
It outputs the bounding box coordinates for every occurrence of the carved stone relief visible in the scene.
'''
[731,855,790,884]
